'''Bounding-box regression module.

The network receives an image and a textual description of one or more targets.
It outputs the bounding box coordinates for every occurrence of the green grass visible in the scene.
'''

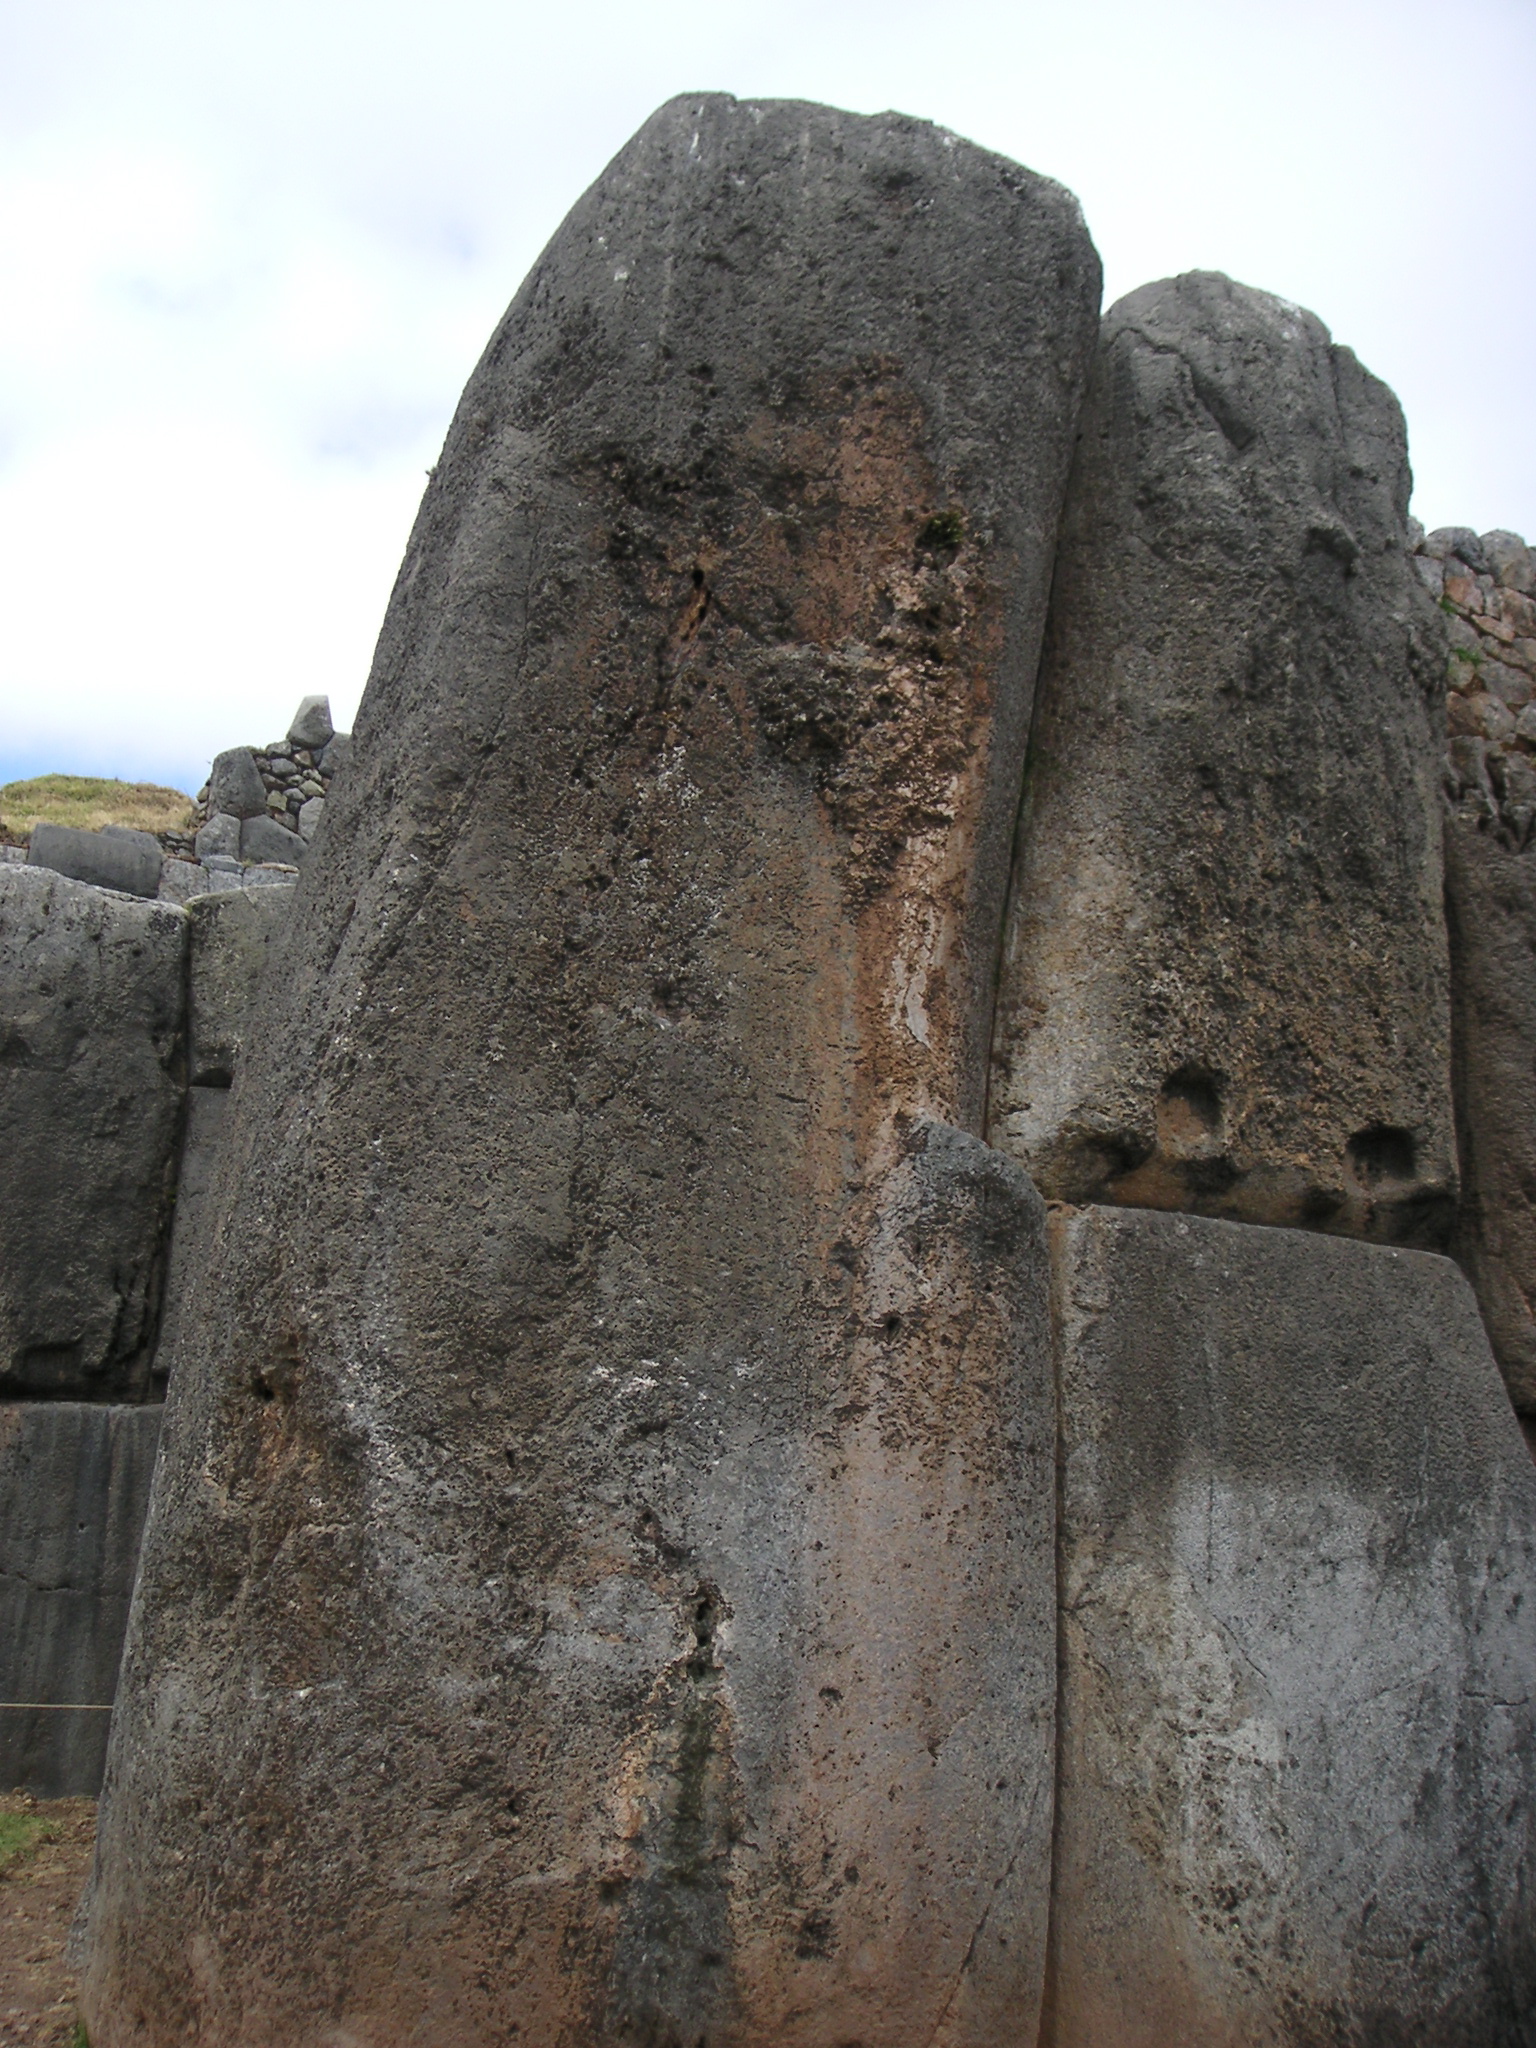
[0,773,194,839]
[73,2024,91,2048]
[0,1807,55,1873]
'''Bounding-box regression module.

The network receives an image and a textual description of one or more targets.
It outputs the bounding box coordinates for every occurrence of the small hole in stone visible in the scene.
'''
[1347,1125,1417,1188]
[1156,1063,1225,1155]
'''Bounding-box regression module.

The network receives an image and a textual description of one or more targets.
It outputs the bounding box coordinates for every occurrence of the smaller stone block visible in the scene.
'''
[317,731,351,778]
[287,695,334,750]
[0,1403,163,1796]
[187,885,295,1085]
[296,795,325,842]
[1047,1206,1536,2046]
[208,748,267,821]
[239,814,305,866]
[28,823,162,899]
[194,812,242,861]
[152,1088,232,1378]
[156,858,208,905]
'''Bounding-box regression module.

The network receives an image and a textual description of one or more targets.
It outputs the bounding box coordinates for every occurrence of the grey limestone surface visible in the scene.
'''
[990,272,1454,1245]
[0,867,186,1402]
[186,884,295,1086]
[0,1402,163,1796]
[1045,1205,1536,2048]
[83,91,1101,2047]
[28,823,163,899]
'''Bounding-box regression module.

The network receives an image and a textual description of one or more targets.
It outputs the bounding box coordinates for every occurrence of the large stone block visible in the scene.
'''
[990,272,1454,1244]
[1046,1206,1536,2046]
[0,867,187,1401]
[1445,813,1536,1417]
[28,822,163,899]
[82,93,1098,2045]
[187,884,295,1086]
[0,1403,163,1796]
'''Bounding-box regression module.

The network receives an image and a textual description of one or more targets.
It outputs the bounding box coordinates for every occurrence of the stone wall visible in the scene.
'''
[1,693,351,904]
[0,91,1532,2047]
[70,99,1536,2048]
[1427,524,1536,1422]
[0,858,293,1794]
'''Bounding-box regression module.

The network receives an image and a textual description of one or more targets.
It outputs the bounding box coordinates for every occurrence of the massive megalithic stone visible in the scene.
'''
[990,273,1454,1241]
[0,867,186,1400]
[1045,1207,1536,2046]
[1445,815,1536,1421]
[0,1403,163,1795]
[82,96,1098,2044]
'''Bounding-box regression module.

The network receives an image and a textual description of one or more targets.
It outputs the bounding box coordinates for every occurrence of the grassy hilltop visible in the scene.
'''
[0,775,194,843]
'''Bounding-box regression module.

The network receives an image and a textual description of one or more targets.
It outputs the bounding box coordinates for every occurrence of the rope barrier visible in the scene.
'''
[0,1701,113,1711]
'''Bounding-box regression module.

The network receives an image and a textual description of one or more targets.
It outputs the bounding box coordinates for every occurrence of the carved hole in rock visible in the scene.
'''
[1346,1124,1417,1189]
[252,1334,304,1406]
[1156,1063,1225,1158]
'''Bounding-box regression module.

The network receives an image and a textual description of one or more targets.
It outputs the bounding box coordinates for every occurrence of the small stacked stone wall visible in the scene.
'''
[3,693,353,906]
[1419,523,1536,838]
[187,691,353,873]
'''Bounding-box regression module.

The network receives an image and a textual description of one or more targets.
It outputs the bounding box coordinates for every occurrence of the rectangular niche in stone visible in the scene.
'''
[1045,1205,1536,2047]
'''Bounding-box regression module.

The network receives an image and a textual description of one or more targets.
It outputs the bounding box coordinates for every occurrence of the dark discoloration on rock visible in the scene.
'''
[1445,814,1536,1418]
[0,867,186,1402]
[0,1403,163,1795]
[990,272,1454,1244]
[1044,1206,1536,2048]
[82,95,1097,2044]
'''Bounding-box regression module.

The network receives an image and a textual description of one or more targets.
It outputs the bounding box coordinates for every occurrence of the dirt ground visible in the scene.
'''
[0,1796,94,2048]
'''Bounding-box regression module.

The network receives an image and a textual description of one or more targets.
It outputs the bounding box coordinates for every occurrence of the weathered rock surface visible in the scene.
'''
[0,1402,163,1796]
[186,884,295,1086]
[1445,814,1536,1417]
[207,747,267,821]
[990,272,1454,1243]
[287,693,335,750]
[0,868,186,1401]
[238,812,305,866]
[83,93,1098,2045]
[27,823,162,899]
[1044,1205,1536,2047]
[193,811,241,862]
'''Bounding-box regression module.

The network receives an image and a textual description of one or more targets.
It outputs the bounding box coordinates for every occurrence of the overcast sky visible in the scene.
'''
[1,0,1532,795]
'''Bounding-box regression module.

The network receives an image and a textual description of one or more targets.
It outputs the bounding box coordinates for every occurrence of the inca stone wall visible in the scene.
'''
[0,88,1520,2048]
[0,853,293,1795]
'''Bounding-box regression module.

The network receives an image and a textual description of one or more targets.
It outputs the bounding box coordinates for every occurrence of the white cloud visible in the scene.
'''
[1,0,1532,790]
